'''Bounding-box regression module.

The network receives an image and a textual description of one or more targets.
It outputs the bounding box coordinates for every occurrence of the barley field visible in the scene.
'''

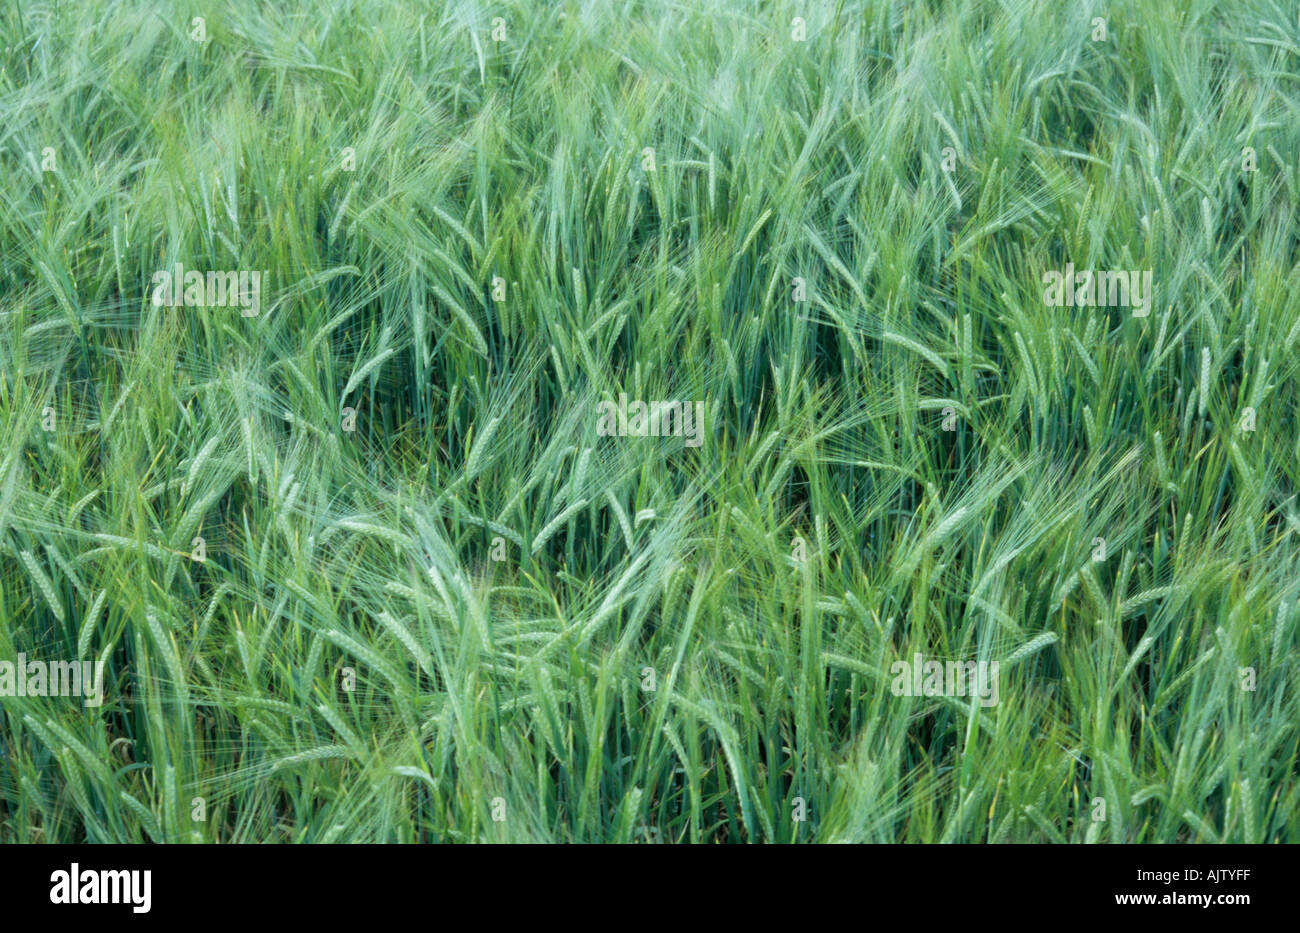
[2,0,1299,843]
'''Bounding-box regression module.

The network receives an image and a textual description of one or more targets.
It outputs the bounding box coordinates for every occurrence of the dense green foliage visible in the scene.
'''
[2,0,1299,842]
